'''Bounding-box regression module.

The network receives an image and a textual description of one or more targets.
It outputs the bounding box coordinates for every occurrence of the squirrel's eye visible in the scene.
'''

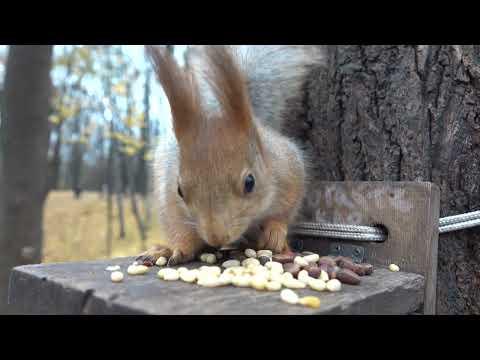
[178,185,184,199]
[244,174,255,194]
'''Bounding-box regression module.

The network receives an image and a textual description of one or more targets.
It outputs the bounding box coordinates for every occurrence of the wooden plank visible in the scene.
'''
[8,257,424,315]
[296,181,440,314]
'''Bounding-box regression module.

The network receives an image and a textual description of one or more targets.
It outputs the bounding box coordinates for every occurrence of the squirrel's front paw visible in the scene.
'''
[136,245,196,267]
[258,219,290,254]
[136,245,173,267]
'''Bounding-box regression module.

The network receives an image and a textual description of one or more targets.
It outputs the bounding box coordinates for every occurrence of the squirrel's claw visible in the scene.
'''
[136,245,173,267]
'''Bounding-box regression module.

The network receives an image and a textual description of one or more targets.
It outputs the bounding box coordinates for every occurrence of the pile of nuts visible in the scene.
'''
[107,248,376,309]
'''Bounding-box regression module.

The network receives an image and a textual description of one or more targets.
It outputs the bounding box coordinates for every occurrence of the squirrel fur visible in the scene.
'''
[137,45,325,266]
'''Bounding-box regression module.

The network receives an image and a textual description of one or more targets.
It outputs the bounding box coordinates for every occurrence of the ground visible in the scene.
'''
[43,191,166,263]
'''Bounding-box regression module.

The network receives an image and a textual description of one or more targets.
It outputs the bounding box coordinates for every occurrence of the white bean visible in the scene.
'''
[265,261,284,274]
[266,281,282,291]
[270,271,283,283]
[222,260,240,268]
[294,256,309,267]
[177,267,189,274]
[244,248,257,258]
[299,296,321,308]
[110,271,124,282]
[197,274,222,287]
[158,268,175,279]
[199,266,221,277]
[218,272,234,285]
[308,278,326,292]
[127,265,149,275]
[280,289,299,304]
[303,254,320,263]
[326,279,342,292]
[389,264,400,272]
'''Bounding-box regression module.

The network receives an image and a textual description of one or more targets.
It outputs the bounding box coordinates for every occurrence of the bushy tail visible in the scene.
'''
[185,45,326,131]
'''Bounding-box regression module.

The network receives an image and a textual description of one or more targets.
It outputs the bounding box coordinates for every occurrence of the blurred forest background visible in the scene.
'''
[0,45,186,263]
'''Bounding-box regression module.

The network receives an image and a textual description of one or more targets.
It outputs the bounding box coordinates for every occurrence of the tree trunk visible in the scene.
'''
[0,45,53,312]
[291,45,480,315]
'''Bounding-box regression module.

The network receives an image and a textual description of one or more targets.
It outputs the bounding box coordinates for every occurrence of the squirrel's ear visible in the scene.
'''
[202,45,254,132]
[145,45,201,139]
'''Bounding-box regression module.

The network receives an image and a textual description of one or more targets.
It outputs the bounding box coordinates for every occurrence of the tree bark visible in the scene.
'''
[290,45,480,315]
[0,45,53,312]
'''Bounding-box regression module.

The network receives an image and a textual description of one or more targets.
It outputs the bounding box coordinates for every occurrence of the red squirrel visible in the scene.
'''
[137,45,325,266]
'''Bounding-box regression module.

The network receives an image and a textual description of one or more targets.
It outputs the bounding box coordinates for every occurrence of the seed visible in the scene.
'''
[308,278,326,291]
[299,296,321,308]
[199,254,207,262]
[320,270,329,282]
[127,265,149,275]
[298,270,311,284]
[218,272,234,285]
[283,262,301,277]
[244,248,257,258]
[265,261,284,274]
[294,256,309,267]
[224,266,244,276]
[258,256,270,266]
[222,259,241,268]
[281,272,294,281]
[180,270,197,283]
[319,256,337,267]
[270,271,283,283]
[242,258,260,267]
[177,267,189,274]
[110,271,124,282]
[304,265,321,278]
[199,266,222,277]
[106,265,121,272]
[280,289,299,304]
[204,254,217,264]
[336,268,361,285]
[266,281,282,291]
[250,275,268,290]
[197,274,222,287]
[155,256,167,266]
[272,253,296,264]
[326,279,342,292]
[389,264,400,272]
[303,254,320,263]
[232,274,252,287]
[282,278,307,289]
[162,269,180,281]
[257,250,273,258]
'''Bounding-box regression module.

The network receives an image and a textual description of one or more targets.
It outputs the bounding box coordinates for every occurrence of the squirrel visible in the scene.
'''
[137,45,325,267]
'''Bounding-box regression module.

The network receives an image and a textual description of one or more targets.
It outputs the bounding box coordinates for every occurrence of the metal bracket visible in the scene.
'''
[329,243,365,263]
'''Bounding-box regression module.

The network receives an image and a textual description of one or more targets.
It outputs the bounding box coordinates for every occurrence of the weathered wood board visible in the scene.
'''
[296,181,439,314]
[9,257,424,315]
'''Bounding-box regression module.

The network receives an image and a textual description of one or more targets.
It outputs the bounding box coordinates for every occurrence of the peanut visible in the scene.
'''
[180,270,198,283]
[257,250,273,258]
[326,279,342,292]
[389,264,400,272]
[204,254,217,264]
[106,265,121,272]
[155,256,167,267]
[282,277,307,289]
[127,264,149,275]
[222,260,241,268]
[298,270,311,284]
[299,296,321,308]
[303,254,320,264]
[308,278,326,292]
[162,269,180,281]
[250,275,268,291]
[336,268,361,285]
[110,271,124,283]
[242,258,260,267]
[197,274,222,287]
[294,256,309,267]
[244,248,257,258]
[266,281,282,291]
[265,261,284,273]
[232,274,252,287]
[280,289,299,304]
[218,272,234,285]
[320,270,329,282]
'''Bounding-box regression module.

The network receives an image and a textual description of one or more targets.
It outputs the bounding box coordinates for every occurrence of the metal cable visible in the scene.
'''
[290,210,480,241]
